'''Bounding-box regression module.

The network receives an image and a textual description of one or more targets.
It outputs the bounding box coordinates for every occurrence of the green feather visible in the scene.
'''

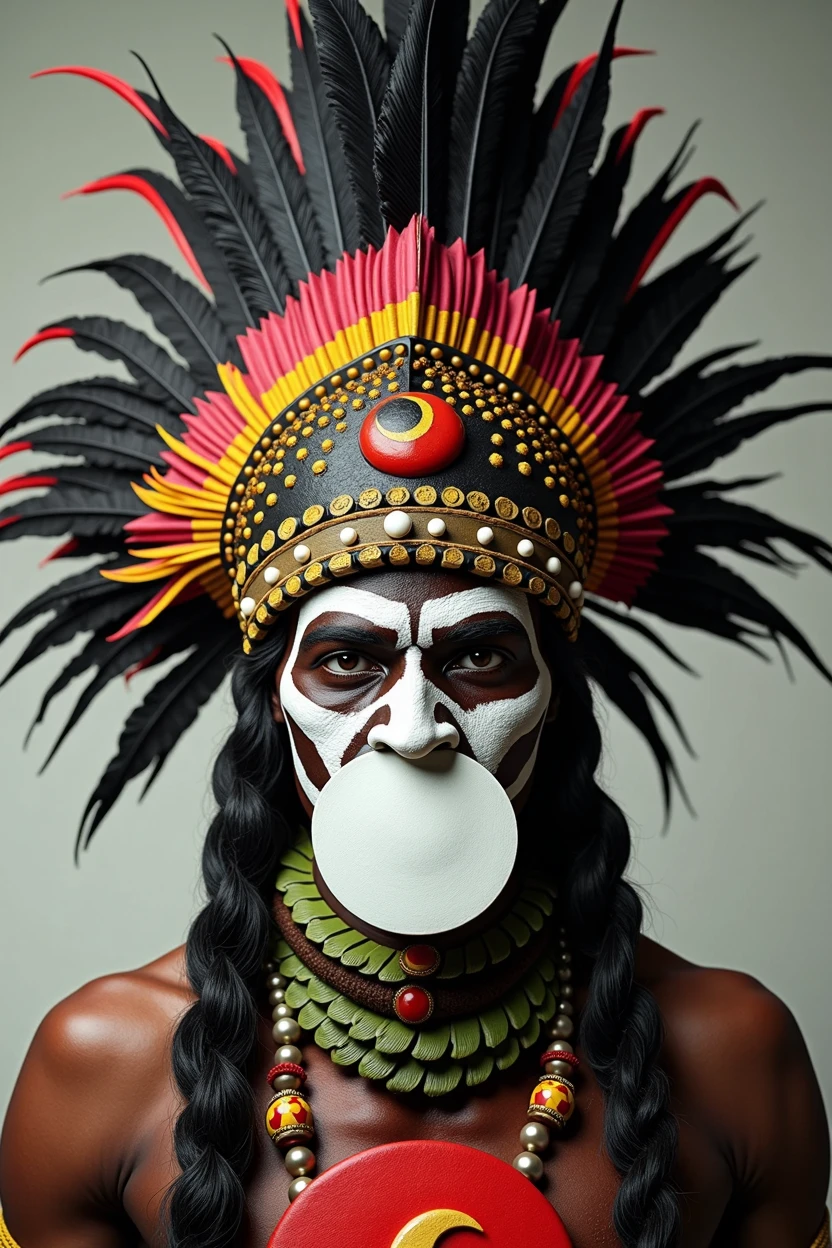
[450,1017,481,1059]
[375,1018,416,1054]
[495,1036,520,1071]
[349,1009,387,1041]
[464,937,487,974]
[358,1048,398,1080]
[501,913,531,947]
[519,1012,541,1048]
[465,1053,495,1087]
[298,1001,328,1029]
[378,957,406,983]
[283,882,322,906]
[285,980,311,1009]
[307,917,350,943]
[483,926,512,964]
[537,987,557,1021]
[315,1017,349,1048]
[503,988,531,1031]
[331,1039,367,1066]
[273,939,292,959]
[424,1063,463,1097]
[537,956,556,982]
[412,1025,451,1062]
[307,975,339,1004]
[386,1058,425,1094]
[293,898,335,924]
[436,947,465,978]
[319,927,364,954]
[479,1006,509,1049]
[280,849,314,874]
[520,886,554,916]
[515,900,544,932]
[523,970,546,1007]
[350,942,392,972]
[295,829,313,857]
[275,867,310,891]
[327,995,359,1025]
[278,954,307,979]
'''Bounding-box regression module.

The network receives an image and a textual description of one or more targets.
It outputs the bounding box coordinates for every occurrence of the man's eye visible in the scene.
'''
[454,649,504,671]
[321,652,375,674]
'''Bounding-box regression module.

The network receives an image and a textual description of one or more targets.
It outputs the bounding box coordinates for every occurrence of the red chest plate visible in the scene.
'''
[268,1139,572,1248]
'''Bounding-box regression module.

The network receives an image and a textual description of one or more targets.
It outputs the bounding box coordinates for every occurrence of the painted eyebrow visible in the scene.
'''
[299,623,396,652]
[434,617,528,646]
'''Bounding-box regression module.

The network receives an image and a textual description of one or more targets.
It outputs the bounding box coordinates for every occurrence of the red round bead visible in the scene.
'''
[399,943,441,977]
[393,984,435,1024]
[539,1049,580,1069]
[358,392,465,477]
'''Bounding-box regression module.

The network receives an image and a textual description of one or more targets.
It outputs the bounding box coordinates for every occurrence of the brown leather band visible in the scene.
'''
[272,894,556,1022]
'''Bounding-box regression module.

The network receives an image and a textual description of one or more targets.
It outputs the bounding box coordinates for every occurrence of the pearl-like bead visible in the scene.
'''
[545,1020,573,1047]
[426,517,446,537]
[239,596,256,617]
[263,566,279,584]
[273,1017,302,1045]
[477,526,494,546]
[339,526,358,545]
[512,1151,544,1181]
[561,982,574,999]
[275,1044,303,1065]
[558,965,572,982]
[545,1059,575,1079]
[287,1176,314,1201]
[559,951,572,965]
[272,1004,295,1023]
[558,1000,574,1016]
[268,987,287,1007]
[293,543,311,564]
[267,973,287,991]
[383,509,412,538]
[546,556,562,576]
[519,1121,550,1153]
[550,1014,574,1039]
[284,1146,316,1177]
[517,538,535,558]
[568,580,583,600]
[272,1073,302,1092]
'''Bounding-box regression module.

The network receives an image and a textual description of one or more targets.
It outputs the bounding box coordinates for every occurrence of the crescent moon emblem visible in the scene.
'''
[390,1208,484,1248]
[375,395,435,442]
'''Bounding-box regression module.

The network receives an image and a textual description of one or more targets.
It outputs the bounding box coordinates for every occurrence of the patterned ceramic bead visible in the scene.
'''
[527,1077,576,1129]
[265,1092,315,1147]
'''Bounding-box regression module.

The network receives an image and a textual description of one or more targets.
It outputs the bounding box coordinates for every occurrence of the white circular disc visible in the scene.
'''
[311,750,518,937]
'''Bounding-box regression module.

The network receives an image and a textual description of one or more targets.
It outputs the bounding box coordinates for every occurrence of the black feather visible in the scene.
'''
[48,255,232,390]
[136,58,290,318]
[0,485,142,543]
[78,633,232,850]
[504,0,622,293]
[663,401,832,481]
[8,422,164,471]
[36,317,200,415]
[384,0,414,55]
[446,0,540,253]
[126,167,252,337]
[374,0,469,236]
[308,0,389,249]
[220,40,325,282]
[0,379,180,441]
[288,8,361,258]
[0,562,120,647]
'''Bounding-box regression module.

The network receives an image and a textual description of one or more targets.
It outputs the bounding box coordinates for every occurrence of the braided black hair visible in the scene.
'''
[166,623,296,1248]
[165,610,680,1248]
[537,622,681,1248]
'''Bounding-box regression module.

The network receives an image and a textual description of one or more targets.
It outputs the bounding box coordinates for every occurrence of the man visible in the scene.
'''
[0,1,829,1245]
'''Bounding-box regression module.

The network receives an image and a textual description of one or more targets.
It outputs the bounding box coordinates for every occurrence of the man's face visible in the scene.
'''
[273,569,556,815]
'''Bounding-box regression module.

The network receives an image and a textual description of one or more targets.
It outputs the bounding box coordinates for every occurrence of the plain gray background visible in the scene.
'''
[1,0,830,1203]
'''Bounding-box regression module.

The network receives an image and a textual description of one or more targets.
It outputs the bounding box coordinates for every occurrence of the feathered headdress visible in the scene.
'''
[4,0,831,848]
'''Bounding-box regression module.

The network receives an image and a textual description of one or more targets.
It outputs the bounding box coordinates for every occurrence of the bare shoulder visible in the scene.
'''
[0,946,192,1234]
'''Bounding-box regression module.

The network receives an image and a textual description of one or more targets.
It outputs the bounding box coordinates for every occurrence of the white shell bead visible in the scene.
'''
[239,596,256,617]
[568,580,583,599]
[546,556,562,576]
[517,538,535,558]
[263,566,279,584]
[339,526,358,545]
[383,509,412,539]
[476,526,494,546]
[426,517,446,538]
[513,1151,544,1181]
[293,544,311,564]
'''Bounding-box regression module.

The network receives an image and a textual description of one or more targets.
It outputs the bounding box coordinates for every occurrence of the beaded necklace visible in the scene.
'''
[262,833,580,1206]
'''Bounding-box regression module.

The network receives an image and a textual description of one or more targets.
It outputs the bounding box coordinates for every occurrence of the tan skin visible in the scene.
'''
[1,570,829,1248]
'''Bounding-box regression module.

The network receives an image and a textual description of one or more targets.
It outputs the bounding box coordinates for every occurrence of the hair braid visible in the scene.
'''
[538,628,682,1248]
[167,626,294,1248]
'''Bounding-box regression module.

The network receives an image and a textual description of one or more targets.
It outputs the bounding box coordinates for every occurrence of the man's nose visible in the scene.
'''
[366,648,460,758]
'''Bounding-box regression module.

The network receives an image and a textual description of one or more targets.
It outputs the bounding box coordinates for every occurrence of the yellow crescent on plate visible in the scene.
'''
[390,1207,485,1248]
[376,395,434,442]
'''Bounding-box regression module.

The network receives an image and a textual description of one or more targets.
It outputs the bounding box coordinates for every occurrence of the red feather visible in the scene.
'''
[14,327,75,362]
[626,176,740,299]
[0,474,58,497]
[285,0,303,48]
[0,441,32,462]
[199,134,237,173]
[617,107,665,164]
[31,66,168,136]
[553,47,654,128]
[216,55,305,173]
[39,538,80,566]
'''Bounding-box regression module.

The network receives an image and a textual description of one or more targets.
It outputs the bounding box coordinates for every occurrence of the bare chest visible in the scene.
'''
[124,1019,733,1248]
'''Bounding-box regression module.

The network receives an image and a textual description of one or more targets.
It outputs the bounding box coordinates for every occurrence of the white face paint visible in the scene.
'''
[278,580,553,936]
[278,583,552,804]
